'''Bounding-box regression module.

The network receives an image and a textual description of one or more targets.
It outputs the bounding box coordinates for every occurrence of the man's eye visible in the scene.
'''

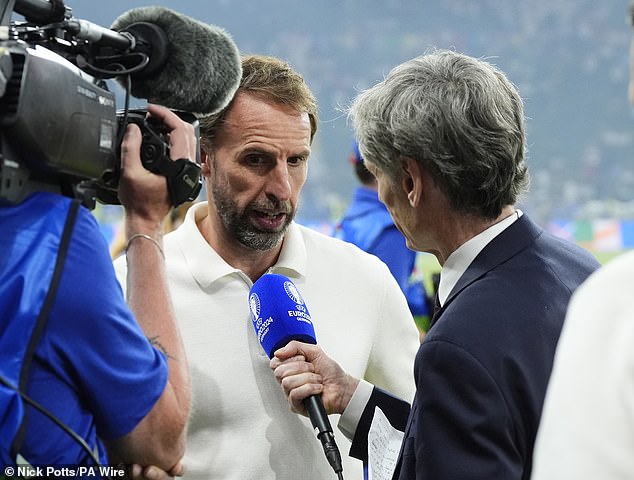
[245,154,267,166]
[288,156,306,166]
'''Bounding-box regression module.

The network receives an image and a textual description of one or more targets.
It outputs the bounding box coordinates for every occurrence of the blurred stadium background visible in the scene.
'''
[70,1,633,263]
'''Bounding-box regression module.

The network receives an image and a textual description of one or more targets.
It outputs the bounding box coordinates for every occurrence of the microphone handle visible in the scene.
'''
[303,395,343,474]
[304,394,332,435]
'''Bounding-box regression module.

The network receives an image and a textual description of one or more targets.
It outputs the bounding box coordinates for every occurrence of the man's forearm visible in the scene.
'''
[119,219,191,467]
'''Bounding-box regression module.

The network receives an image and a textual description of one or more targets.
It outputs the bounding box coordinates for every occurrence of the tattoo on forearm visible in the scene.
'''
[148,336,176,361]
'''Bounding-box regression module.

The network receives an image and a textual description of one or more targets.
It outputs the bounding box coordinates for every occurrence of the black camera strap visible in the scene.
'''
[10,198,79,460]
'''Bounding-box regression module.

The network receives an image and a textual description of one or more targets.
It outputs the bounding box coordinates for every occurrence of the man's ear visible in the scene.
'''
[401,157,423,207]
[200,148,211,177]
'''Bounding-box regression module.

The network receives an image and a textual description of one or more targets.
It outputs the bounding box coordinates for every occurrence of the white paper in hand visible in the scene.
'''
[368,406,404,480]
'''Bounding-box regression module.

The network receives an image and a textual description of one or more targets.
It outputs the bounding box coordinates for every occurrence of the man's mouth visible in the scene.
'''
[251,210,288,230]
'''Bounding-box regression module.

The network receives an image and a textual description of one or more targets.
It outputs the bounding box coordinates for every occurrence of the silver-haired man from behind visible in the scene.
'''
[271,49,600,479]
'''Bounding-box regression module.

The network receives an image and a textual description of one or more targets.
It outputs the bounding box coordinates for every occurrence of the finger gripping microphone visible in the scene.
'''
[249,274,343,476]
[110,6,242,115]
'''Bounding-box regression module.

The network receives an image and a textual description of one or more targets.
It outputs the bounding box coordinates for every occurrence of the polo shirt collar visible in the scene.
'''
[176,201,306,288]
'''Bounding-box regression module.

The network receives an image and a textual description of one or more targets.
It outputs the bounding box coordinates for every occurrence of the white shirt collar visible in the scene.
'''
[175,201,306,288]
[438,210,522,306]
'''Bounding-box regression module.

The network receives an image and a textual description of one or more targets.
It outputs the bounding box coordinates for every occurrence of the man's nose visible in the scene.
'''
[266,162,292,201]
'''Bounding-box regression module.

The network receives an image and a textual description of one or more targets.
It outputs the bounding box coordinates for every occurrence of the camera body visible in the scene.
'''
[95,109,202,207]
[0,5,202,208]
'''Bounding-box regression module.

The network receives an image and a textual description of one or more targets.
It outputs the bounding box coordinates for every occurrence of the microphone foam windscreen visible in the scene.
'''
[249,274,316,359]
[111,6,242,114]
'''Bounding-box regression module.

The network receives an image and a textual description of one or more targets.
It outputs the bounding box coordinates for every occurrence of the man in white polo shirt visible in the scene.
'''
[115,54,419,480]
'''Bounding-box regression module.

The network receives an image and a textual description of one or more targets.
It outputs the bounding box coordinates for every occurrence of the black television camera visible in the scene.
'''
[0,0,203,208]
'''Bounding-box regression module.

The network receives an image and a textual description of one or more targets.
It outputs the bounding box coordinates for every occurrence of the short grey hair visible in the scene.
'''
[348,49,529,219]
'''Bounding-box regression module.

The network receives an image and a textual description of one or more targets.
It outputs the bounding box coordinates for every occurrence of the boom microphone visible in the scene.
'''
[110,6,242,115]
[249,274,343,477]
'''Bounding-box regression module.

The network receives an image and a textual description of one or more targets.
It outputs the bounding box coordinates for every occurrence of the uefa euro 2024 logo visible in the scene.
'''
[249,292,261,320]
[284,280,304,306]
[249,278,308,326]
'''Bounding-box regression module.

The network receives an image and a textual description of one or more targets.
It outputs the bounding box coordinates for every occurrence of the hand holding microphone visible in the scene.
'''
[270,341,359,420]
[249,274,347,477]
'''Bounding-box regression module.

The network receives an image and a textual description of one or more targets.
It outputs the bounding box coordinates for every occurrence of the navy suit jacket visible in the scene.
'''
[349,214,600,480]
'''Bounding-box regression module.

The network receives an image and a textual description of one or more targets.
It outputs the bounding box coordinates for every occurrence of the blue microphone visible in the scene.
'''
[249,274,343,476]
[249,274,316,358]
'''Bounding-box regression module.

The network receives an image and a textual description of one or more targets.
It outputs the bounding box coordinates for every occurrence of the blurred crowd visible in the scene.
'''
[78,1,633,227]
[242,1,633,225]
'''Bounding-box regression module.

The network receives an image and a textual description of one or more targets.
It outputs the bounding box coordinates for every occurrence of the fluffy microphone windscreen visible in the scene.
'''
[111,6,242,114]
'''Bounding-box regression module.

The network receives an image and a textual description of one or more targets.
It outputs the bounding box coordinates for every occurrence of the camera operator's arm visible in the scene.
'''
[103,104,192,471]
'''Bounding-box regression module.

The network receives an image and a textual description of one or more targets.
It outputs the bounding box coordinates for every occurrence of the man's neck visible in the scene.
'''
[434,205,517,265]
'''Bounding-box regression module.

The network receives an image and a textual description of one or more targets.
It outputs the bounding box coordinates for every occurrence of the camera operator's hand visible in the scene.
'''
[118,103,197,236]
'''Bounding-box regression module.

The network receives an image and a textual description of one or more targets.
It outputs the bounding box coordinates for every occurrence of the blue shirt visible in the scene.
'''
[0,192,167,466]
[337,187,428,316]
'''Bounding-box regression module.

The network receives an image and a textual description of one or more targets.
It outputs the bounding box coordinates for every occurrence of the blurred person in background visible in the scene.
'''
[530,4,634,479]
[270,49,600,480]
[336,141,431,338]
[115,54,419,480]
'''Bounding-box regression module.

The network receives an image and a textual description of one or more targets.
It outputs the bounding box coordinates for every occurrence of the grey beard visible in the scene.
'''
[232,222,289,251]
[213,187,294,251]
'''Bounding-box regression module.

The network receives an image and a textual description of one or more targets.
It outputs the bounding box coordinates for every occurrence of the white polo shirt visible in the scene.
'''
[114,201,419,480]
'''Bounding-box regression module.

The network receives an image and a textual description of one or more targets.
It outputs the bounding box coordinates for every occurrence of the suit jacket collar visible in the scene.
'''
[431,214,543,328]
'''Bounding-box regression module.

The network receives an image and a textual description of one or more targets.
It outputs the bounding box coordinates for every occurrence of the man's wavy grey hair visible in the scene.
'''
[348,49,529,220]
